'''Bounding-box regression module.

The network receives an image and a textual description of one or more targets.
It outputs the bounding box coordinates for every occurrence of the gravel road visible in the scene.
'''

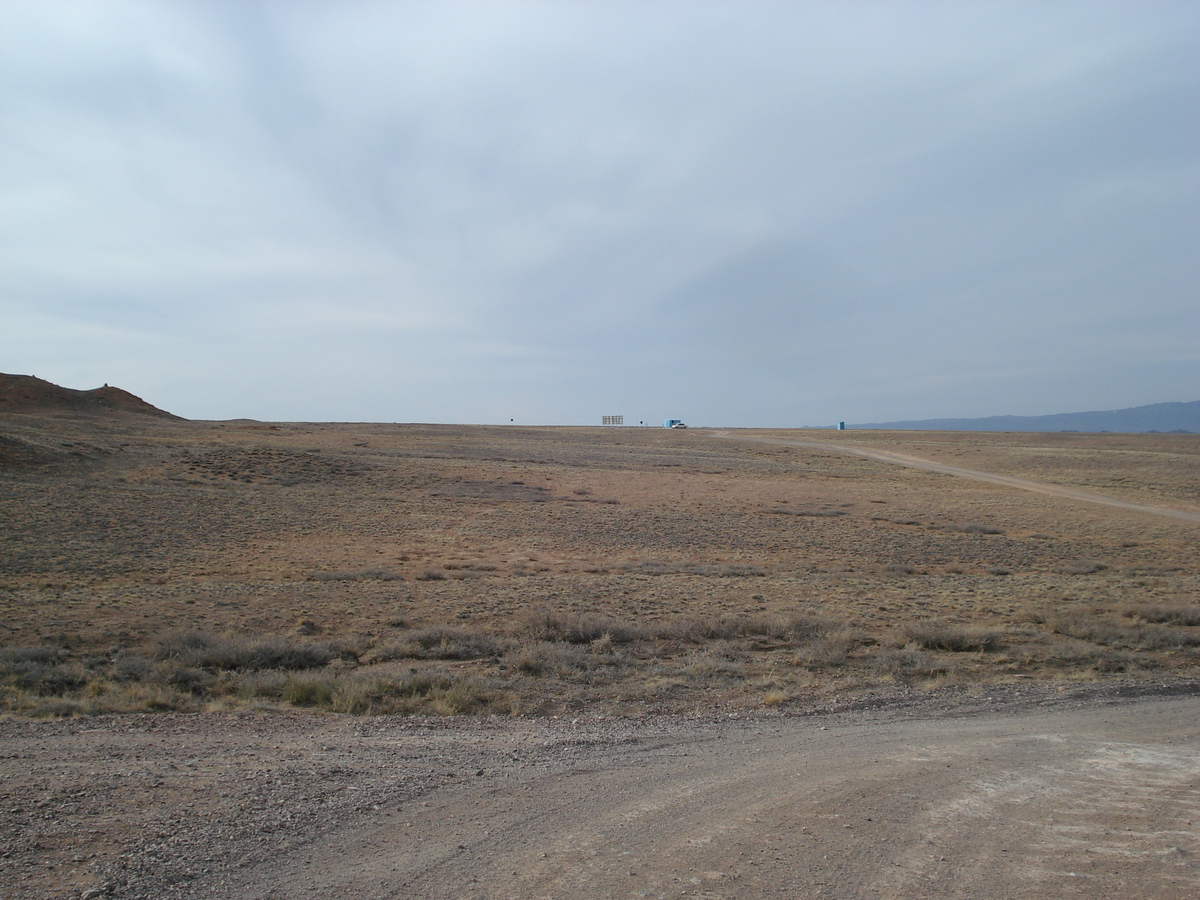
[4,683,1197,899]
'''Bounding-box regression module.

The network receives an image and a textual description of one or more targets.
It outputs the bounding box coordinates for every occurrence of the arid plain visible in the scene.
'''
[4,407,1200,899]
[3,410,1198,715]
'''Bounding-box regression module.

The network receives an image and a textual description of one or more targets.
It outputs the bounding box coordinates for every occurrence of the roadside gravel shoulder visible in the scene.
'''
[3,679,1198,899]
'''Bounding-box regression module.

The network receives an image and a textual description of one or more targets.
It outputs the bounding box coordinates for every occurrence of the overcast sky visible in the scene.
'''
[2,2,1197,425]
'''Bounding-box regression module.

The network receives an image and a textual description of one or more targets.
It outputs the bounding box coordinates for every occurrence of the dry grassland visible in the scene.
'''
[2,414,1198,717]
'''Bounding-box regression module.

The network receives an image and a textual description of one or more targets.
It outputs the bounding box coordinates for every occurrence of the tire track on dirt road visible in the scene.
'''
[708,431,1200,525]
[216,694,1200,900]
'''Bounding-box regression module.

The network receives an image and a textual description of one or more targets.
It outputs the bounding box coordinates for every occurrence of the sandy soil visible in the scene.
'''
[2,684,1196,899]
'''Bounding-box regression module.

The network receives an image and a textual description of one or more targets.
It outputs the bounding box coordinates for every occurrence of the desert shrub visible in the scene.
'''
[0,647,88,694]
[307,569,401,582]
[791,628,860,668]
[709,564,767,577]
[111,650,149,682]
[329,670,510,715]
[1125,604,1200,626]
[330,671,440,714]
[375,627,503,661]
[1055,562,1108,575]
[885,565,917,576]
[656,614,837,647]
[769,508,845,517]
[954,524,1005,535]
[503,642,612,679]
[524,611,644,645]
[986,567,1012,576]
[901,624,1003,652]
[1091,650,1141,673]
[871,647,946,680]
[0,646,63,667]
[1051,616,1200,651]
[156,664,214,695]
[614,561,765,577]
[682,643,747,679]
[1118,566,1181,577]
[153,631,344,671]
[428,677,511,715]
[13,696,89,718]
[282,674,336,707]
[236,669,289,700]
[590,633,615,655]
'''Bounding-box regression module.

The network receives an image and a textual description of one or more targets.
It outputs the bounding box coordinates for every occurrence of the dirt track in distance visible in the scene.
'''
[711,431,1200,525]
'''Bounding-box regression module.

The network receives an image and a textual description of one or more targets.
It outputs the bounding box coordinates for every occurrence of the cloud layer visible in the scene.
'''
[3,1,1197,425]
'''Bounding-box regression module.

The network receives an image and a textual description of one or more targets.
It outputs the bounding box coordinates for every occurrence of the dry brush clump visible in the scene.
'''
[871,647,950,681]
[650,614,838,646]
[1125,603,1200,626]
[372,627,505,661]
[1048,615,1200,651]
[952,523,1006,535]
[614,561,766,577]
[502,642,625,681]
[898,623,1005,653]
[523,609,646,645]
[1055,561,1109,576]
[152,630,353,671]
[307,568,403,582]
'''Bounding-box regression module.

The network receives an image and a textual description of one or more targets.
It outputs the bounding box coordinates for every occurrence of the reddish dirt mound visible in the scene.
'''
[0,373,180,419]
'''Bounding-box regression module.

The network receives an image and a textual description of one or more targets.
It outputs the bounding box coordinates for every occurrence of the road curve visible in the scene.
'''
[224,694,1200,900]
[708,431,1200,525]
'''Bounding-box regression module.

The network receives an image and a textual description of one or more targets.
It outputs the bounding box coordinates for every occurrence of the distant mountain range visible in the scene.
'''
[0,373,180,419]
[850,401,1199,433]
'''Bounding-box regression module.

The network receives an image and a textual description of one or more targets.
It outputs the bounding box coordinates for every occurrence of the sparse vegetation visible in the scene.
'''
[1,416,1197,717]
[899,624,1004,653]
[954,523,1005,535]
[1056,561,1109,575]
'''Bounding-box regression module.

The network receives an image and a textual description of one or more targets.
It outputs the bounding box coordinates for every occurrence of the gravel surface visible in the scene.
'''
[3,681,1198,899]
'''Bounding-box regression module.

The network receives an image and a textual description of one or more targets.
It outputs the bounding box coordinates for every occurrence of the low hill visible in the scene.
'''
[0,374,181,419]
[852,400,1198,434]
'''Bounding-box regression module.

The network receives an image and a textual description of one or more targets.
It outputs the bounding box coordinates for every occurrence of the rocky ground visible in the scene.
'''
[1,681,1197,899]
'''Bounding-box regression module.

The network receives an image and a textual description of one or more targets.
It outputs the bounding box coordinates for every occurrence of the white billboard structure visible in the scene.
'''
[602,415,624,426]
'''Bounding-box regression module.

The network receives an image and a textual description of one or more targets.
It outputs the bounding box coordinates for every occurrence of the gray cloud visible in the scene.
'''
[1,1,1196,425]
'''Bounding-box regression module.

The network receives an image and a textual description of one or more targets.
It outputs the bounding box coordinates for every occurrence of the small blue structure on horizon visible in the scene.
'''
[664,419,684,428]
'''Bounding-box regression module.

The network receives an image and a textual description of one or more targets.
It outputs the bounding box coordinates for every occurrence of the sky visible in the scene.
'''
[2,1,1197,426]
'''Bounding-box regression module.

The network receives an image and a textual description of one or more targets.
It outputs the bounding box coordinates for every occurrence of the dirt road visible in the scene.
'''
[710,431,1200,524]
[4,687,1197,899]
